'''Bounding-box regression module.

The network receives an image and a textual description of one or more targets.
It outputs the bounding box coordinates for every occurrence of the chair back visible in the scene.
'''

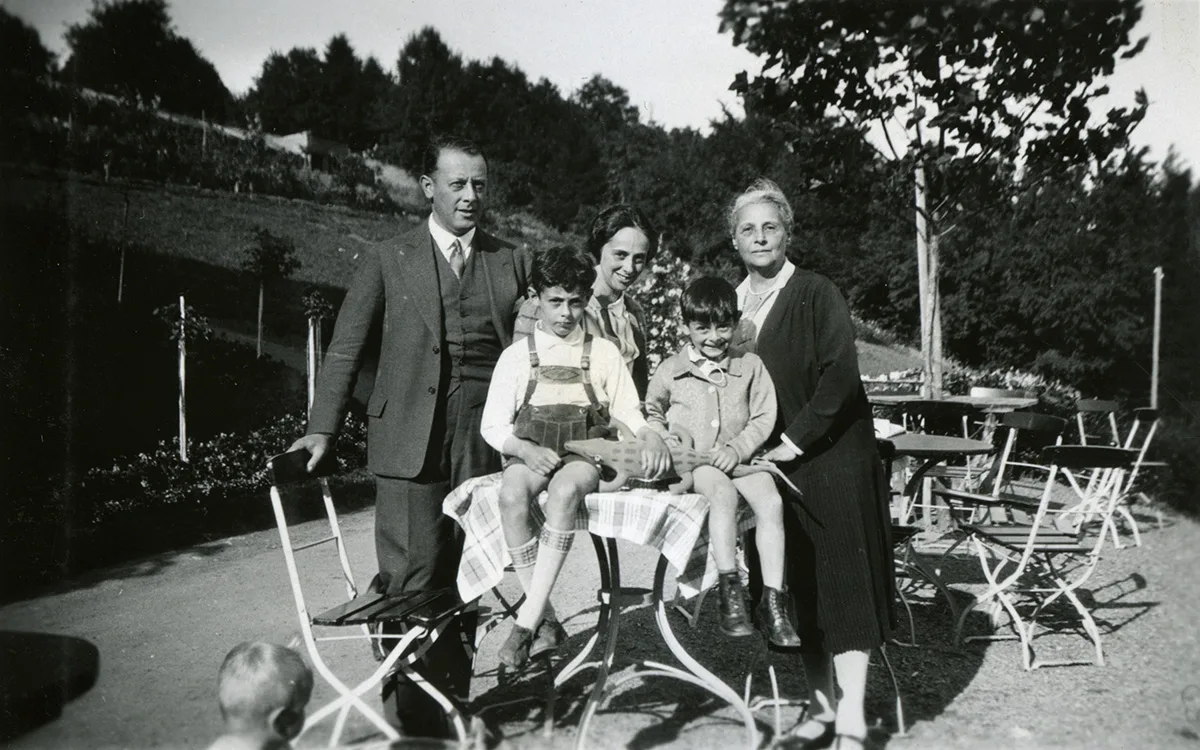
[1075,399,1121,446]
[266,450,360,635]
[1122,407,1161,484]
[976,412,1068,501]
[904,399,977,437]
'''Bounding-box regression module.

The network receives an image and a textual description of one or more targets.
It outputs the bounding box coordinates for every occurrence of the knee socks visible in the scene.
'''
[515,524,574,630]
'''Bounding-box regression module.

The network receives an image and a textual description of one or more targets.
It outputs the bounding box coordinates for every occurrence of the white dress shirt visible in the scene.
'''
[736,261,802,454]
[427,216,476,265]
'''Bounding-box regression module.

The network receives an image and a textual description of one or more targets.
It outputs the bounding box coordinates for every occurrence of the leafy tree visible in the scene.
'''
[62,0,231,120]
[373,27,468,170]
[572,75,639,133]
[721,0,1148,394]
[241,228,300,358]
[1,7,56,78]
[249,47,324,136]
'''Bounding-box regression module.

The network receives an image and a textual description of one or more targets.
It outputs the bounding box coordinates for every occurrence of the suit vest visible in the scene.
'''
[435,239,502,382]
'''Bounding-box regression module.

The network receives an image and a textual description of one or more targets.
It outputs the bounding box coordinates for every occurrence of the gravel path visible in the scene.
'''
[1,502,1196,749]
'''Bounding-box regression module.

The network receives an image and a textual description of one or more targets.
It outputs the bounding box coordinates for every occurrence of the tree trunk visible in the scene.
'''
[256,282,264,358]
[914,162,943,397]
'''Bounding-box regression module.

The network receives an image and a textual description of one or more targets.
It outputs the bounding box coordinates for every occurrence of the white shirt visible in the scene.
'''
[736,260,802,454]
[480,322,648,453]
[736,260,796,341]
[427,215,476,265]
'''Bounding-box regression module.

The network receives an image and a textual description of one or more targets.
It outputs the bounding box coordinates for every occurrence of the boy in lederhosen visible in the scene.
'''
[480,244,670,669]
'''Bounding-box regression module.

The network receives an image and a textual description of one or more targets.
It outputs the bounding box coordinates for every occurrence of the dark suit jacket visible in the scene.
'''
[308,222,532,477]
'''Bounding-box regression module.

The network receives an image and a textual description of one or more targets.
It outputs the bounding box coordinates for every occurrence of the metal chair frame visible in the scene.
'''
[265,450,471,746]
[954,445,1138,670]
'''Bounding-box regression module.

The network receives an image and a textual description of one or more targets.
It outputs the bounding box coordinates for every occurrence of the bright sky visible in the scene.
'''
[7,0,1200,170]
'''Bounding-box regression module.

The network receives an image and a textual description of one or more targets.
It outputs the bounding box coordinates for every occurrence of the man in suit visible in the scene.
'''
[289,135,530,737]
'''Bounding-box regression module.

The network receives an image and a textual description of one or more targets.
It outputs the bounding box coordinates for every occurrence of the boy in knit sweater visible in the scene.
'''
[644,276,800,646]
[480,244,670,669]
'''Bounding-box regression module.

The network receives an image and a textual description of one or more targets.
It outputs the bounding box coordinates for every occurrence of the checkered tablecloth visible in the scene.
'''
[443,473,750,603]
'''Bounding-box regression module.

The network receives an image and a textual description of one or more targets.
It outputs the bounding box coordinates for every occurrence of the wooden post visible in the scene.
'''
[256,281,264,358]
[1152,266,1163,409]
[117,193,130,304]
[178,295,188,463]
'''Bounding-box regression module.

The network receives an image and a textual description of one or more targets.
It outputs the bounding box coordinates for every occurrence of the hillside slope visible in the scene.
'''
[1,167,922,375]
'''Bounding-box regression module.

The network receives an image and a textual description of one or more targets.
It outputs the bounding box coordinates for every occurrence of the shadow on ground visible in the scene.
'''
[466,587,989,749]
[0,632,99,742]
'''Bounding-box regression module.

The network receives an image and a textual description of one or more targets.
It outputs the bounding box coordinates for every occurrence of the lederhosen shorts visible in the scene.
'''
[505,333,613,469]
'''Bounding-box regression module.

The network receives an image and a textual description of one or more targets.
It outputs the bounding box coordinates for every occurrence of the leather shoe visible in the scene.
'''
[528,615,567,660]
[717,571,754,637]
[756,585,802,647]
[497,624,534,669]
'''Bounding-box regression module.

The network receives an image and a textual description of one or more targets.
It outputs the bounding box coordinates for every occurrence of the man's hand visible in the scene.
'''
[518,440,562,477]
[287,433,333,473]
[710,446,740,474]
[760,442,802,463]
[636,428,672,479]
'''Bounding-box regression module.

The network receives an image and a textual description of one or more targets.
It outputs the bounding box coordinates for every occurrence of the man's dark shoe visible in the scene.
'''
[756,585,802,647]
[717,571,754,637]
[497,624,535,669]
[528,614,567,660]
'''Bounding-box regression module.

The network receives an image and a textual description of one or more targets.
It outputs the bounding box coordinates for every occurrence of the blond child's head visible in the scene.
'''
[216,642,313,748]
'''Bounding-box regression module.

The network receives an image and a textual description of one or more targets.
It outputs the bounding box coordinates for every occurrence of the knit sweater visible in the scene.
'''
[644,347,777,462]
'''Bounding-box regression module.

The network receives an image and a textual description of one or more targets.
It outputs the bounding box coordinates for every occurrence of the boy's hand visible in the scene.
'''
[710,447,740,475]
[519,441,562,476]
[636,429,672,479]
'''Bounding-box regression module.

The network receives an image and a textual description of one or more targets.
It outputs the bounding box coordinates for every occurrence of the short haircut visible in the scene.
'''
[420,134,486,177]
[586,204,660,264]
[681,276,740,327]
[217,642,313,726]
[531,244,597,298]
[726,178,795,238]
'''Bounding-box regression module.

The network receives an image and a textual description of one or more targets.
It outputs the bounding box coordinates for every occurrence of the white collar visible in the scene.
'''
[427,215,476,254]
[737,260,796,300]
[533,320,586,347]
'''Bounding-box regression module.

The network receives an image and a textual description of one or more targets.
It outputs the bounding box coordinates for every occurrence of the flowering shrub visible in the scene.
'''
[631,253,696,373]
[80,411,367,525]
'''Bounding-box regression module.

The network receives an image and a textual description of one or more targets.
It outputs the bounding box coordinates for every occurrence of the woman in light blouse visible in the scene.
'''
[515,204,656,397]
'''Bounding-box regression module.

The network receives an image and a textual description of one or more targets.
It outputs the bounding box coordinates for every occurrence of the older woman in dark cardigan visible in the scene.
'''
[731,179,895,750]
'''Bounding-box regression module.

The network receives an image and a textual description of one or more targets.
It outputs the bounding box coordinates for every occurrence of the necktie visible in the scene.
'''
[599,304,617,339]
[448,239,465,279]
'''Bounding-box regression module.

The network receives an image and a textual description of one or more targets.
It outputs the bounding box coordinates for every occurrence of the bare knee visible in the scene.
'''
[545,465,598,517]
[739,475,783,519]
[498,469,541,521]
[694,466,738,510]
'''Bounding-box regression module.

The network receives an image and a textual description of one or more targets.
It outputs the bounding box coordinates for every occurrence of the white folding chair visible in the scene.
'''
[1074,399,1122,446]
[266,449,472,746]
[954,445,1139,670]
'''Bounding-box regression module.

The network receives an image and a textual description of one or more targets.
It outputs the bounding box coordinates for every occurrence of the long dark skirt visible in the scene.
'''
[757,417,896,655]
